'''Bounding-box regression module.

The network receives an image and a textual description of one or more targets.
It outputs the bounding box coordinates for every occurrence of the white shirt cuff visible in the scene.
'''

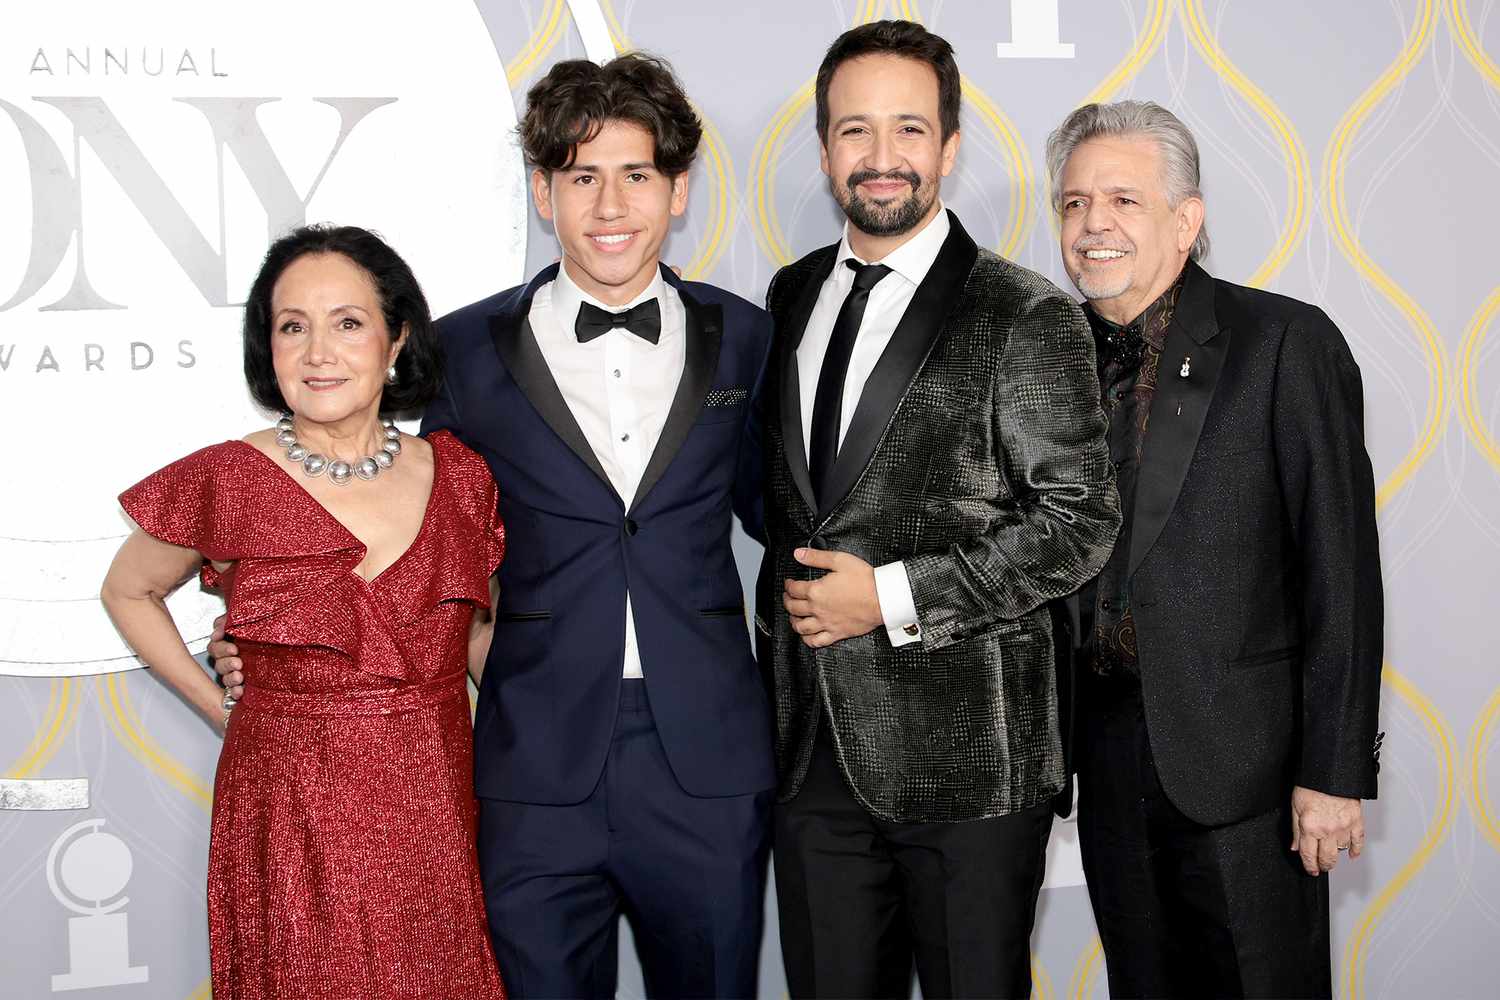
[873,560,921,647]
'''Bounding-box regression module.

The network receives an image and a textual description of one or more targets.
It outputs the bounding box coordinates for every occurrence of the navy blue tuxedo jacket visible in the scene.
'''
[422,263,776,804]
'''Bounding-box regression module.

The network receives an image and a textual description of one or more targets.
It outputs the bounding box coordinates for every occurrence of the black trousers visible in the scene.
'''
[1076,669,1331,999]
[774,721,1053,1000]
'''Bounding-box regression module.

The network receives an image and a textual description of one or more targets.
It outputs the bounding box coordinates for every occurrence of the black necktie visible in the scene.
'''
[808,260,891,506]
[575,298,662,345]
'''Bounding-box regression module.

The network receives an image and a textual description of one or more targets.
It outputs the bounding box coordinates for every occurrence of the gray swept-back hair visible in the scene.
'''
[1045,100,1210,261]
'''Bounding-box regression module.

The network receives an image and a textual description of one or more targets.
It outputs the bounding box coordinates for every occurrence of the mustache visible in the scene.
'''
[845,169,921,193]
[1072,234,1134,254]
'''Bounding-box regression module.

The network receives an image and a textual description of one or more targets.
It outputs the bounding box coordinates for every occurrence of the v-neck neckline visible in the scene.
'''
[229,433,443,587]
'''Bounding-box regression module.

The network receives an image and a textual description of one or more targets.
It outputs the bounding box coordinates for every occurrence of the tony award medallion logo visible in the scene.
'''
[46,818,149,991]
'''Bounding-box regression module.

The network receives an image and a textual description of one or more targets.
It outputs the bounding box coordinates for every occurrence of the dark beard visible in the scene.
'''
[834,169,931,237]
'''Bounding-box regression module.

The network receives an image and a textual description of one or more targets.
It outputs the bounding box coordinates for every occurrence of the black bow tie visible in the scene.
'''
[574,298,662,345]
[1091,315,1147,372]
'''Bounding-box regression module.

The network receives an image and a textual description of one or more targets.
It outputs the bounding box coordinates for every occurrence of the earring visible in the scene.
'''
[386,365,398,385]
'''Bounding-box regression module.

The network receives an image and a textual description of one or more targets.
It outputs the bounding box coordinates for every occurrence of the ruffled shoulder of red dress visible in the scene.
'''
[427,430,505,580]
[119,440,362,595]
[118,441,360,564]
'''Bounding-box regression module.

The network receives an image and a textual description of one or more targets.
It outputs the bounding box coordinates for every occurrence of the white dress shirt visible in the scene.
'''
[796,206,950,648]
[529,264,686,677]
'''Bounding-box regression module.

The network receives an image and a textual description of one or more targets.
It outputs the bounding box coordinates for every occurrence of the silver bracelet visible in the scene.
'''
[221,689,237,732]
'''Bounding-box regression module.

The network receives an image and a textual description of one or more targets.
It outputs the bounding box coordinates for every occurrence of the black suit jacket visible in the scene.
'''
[1086,260,1384,827]
[759,212,1121,823]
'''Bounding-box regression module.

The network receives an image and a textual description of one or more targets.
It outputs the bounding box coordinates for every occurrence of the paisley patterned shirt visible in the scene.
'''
[1084,267,1187,676]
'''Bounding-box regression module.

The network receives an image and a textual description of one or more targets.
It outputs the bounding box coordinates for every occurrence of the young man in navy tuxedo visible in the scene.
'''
[214,54,775,999]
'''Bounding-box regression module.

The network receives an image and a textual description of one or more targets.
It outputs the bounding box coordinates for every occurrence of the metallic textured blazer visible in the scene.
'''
[757,212,1121,823]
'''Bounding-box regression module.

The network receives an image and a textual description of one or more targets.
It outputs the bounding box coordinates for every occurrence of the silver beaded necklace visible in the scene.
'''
[275,415,403,486]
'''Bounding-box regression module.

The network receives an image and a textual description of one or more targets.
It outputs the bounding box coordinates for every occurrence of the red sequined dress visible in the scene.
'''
[119,430,507,1000]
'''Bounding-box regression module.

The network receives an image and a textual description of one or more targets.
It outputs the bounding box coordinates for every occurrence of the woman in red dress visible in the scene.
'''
[101,225,507,1000]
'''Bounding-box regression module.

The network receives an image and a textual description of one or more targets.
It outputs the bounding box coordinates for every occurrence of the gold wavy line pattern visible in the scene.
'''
[1044,1,1304,281]
[747,0,882,266]
[599,0,738,280]
[4,678,78,778]
[748,81,815,267]
[98,674,213,812]
[684,112,739,279]
[1042,0,1168,242]
[601,0,629,49]
[1458,288,1500,472]
[1449,0,1500,474]
[1321,0,1445,512]
[750,2,1032,264]
[1031,952,1055,1000]
[506,0,570,86]
[1082,0,1169,106]
[1342,666,1458,1000]
[1467,686,1500,853]
[895,0,1035,256]
[1068,935,1103,1000]
[959,76,1035,258]
[1449,0,1500,86]
[1179,0,1309,288]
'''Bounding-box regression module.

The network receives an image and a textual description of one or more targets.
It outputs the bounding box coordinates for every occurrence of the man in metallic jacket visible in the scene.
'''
[758,20,1120,999]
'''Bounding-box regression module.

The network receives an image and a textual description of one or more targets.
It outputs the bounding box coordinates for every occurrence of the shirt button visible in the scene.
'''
[1101,599,1115,611]
[613,369,622,378]
[621,433,631,442]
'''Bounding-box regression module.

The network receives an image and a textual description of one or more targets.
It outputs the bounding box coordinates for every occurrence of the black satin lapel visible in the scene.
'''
[630,295,722,512]
[488,312,622,507]
[779,256,834,517]
[1128,314,1230,577]
[817,215,980,518]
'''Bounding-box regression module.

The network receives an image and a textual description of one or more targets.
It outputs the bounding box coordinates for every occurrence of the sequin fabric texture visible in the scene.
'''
[119,430,507,1000]
[762,236,1120,823]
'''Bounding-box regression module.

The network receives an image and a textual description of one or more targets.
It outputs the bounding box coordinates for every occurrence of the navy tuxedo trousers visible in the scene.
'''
[477,680,771,999]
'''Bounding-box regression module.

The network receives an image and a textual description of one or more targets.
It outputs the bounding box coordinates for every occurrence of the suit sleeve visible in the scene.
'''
[1273,307,1383,799]
[420,322,465,441]
[733,310,773,545]
[902,293,1120,650]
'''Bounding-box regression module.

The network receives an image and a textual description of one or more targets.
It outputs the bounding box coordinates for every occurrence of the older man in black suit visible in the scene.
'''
[1047,100,1384,998]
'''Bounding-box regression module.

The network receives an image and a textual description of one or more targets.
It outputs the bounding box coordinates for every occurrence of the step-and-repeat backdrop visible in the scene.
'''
[2,1,1496,996]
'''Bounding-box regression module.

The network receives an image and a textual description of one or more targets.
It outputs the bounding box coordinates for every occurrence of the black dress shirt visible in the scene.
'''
[1083,268,1187,676]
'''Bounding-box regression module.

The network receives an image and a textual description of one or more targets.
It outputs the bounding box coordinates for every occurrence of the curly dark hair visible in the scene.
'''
[519,53,702,176]
[814,20,962,143]
[242,225,444,416]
